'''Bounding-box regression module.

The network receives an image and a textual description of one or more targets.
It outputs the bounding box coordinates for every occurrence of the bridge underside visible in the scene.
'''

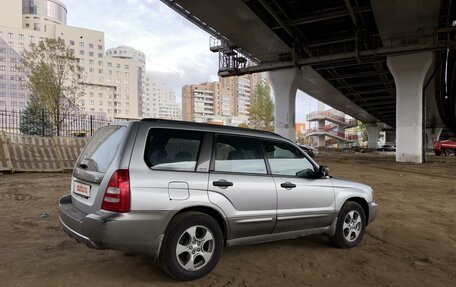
[162,0,456,162]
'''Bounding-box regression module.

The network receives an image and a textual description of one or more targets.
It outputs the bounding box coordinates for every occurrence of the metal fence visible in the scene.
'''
[0,109,109,137]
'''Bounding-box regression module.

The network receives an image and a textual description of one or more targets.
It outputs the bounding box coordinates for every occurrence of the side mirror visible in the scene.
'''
[319,165,329,177]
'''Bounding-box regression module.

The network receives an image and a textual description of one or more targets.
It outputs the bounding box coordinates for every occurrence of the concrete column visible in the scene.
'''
[425,127,443,148]
[337,125,345,148]
[387,52,432,163]
[269,68,300,141]
[366,124,382,148]
[317,120,325,147]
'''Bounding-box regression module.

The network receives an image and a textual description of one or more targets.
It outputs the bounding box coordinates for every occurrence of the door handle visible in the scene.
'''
[213,180,233,188]
[280,182,296,189]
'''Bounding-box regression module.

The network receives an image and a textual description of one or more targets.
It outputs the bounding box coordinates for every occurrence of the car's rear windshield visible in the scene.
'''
[76,125,126,173]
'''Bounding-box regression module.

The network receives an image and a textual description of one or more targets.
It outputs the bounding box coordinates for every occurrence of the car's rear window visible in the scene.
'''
[77,125,126,173]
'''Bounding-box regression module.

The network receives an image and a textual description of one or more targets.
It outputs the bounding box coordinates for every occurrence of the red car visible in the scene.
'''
[433,140,456,156]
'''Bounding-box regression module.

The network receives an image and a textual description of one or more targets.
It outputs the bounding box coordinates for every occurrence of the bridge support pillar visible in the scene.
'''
[366,124,382,149]
[387,52,432,163]
[317,120,325,147]
[425,128,443,149]
[269,68,300,141]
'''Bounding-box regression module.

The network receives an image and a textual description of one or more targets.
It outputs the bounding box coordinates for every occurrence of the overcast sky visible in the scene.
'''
[64,0,318,122]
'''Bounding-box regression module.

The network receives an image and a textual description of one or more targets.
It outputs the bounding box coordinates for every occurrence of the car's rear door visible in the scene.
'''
[71,123,135,214]
[207,134,277,239]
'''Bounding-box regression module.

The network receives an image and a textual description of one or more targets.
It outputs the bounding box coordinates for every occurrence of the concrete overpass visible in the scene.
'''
[161,0,456,162]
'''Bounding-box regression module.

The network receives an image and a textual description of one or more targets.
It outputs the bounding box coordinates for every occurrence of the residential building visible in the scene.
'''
[0,0,145,120]
[143,74,181,120]
[182,73,268,125]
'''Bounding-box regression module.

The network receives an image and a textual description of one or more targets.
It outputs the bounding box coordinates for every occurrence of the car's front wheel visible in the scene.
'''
[330,201,366,248]
[160,212,223,281]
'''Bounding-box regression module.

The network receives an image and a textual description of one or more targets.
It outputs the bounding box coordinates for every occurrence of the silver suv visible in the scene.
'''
[59,119,378,281]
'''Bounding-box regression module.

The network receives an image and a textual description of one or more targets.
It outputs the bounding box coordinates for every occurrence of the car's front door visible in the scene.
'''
[207,134,277,239]
[261,140,335,233]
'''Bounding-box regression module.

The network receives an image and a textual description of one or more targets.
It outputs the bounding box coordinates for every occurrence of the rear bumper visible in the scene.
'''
[59,194,172,259]
[368,201,378,224]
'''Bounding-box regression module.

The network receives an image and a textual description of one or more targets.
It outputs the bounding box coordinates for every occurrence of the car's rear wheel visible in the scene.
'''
[160,212,223,281]
[330,201,366,248]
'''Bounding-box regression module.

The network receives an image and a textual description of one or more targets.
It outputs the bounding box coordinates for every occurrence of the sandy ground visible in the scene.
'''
[0,152,455,287]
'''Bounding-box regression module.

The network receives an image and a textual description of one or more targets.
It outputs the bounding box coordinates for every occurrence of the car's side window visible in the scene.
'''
[262,140,316,177]
[144,129,202,171]
[214,135,267,174]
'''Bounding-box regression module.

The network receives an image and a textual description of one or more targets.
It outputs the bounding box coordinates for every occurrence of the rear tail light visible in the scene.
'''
[101,169,130,212]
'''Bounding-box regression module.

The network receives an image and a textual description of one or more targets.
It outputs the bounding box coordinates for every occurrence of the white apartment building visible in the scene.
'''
[143,74,181,120]
[0,0,145,120]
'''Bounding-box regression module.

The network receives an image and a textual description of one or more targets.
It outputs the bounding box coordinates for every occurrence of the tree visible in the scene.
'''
[20,94,52,136]
[358,121,368,142]
[22,38,83,136]
[248,83,275,131]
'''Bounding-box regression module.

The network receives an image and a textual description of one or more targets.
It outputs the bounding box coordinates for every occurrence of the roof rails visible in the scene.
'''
[140,118,282,138]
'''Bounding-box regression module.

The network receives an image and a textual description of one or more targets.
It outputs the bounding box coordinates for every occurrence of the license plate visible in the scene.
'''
[74,181,91,198]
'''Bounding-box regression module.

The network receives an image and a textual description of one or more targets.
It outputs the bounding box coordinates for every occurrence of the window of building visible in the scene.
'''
[124,79,128,84]
[98,69,103,74]
[19,34,24,40]
[8,33,13,38]
[125,72,129,77]
[29,35,34,42]
[214,135,266,174]
[98,53,103,58]
[89,59,94,65]
[70,40,74,45]
[89,43,94,49]
[144,129,202,171]
[116,64,120,68]
[89,51,94,57]
[34,23,40,31]
[98,45,103,50]
[107,62,112,67]
[79,42,84,47]
[124,64,129,69]
[98,61,103,66]
[79,50,84,56]
[262,141,316,177]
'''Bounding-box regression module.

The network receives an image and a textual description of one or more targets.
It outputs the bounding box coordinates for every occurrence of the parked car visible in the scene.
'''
[59,119,378,281]
[297,144,318,157]
[433,140,456,156]
[376,145,396,152]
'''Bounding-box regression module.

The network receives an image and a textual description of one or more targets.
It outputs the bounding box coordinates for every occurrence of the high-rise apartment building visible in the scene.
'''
[143,74,181,120]
[182,73,268,125]
[0,0,145,120]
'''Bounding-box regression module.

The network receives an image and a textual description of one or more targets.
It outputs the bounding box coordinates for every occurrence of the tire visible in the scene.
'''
[330,201,366,248]
[443,149,451,156]
[160,212,223,281]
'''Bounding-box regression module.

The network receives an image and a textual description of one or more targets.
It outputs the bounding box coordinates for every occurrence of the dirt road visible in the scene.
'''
[0,153,455,287]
